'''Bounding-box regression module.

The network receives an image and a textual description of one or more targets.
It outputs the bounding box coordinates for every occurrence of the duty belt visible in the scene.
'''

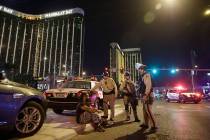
[103,89,115,95]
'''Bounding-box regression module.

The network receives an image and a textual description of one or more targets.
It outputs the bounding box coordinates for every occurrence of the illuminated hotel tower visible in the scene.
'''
[0,5,84,77]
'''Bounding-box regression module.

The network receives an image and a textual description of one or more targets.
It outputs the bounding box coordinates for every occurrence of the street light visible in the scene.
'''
[204,9,210,16]
[163,0,177,7]
[82,72,86,76]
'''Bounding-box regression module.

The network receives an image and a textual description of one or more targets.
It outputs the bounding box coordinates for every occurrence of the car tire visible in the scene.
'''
[167,99,170,102]
[53,109,63,114]
[180,99,185,104]
[15,101,45,137]
[194,101,199,104]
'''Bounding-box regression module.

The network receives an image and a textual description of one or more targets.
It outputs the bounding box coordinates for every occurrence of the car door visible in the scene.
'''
[0,82,17,126]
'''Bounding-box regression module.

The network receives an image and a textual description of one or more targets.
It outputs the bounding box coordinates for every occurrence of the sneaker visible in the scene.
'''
[134,118,140,122]
[139,124,149,129]
[150,126,158,131]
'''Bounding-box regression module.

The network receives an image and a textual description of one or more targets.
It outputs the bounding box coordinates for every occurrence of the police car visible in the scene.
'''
[166,88,202,104]
[44,80,103,114]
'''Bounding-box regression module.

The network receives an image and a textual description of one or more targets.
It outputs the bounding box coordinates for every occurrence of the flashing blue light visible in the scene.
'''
[207,73,210,76]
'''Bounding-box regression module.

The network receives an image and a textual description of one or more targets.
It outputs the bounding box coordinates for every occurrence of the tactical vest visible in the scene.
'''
[137,73,154,96]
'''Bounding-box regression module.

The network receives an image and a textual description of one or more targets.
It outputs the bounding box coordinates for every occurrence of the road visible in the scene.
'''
[71,100,210,140]
[7,100,210,140]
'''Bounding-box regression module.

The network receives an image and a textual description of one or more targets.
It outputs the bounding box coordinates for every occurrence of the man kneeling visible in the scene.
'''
[76,92,105,132]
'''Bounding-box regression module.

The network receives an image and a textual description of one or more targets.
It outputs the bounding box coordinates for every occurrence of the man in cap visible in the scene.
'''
[91,71,118,123]
[135,63,157,131]
[120,71,140,122]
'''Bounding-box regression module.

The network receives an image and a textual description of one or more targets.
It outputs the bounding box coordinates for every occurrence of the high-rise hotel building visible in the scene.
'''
[122,48,142,82]
[0,5,84,77]
[109,42,142,83]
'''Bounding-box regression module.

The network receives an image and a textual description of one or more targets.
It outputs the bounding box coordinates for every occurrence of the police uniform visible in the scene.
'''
[91,76,118,121]
[136,63,157,130]
[120,77,139,122]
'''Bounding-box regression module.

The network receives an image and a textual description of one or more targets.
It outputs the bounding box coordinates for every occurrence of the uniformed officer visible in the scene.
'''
[135,63,157,131]
[91,71,118,122]
[120,71,140,122]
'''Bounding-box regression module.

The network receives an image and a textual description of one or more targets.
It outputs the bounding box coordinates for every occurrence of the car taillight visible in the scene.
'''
[196,93,201,97]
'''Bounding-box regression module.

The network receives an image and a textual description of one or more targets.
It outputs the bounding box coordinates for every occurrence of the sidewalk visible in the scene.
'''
[10,100,124,140]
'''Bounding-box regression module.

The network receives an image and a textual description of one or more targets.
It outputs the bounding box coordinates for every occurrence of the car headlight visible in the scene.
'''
[13,93,24,99]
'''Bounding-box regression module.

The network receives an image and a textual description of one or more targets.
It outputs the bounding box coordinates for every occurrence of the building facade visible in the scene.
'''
[110,42,124,85]
[0,5,84,78]
[122,48,142,82]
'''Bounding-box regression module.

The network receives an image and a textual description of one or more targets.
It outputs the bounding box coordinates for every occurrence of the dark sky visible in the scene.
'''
[1,0,210,85]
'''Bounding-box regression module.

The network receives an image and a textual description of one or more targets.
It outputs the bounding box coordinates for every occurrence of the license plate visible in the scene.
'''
[56,93,65,98]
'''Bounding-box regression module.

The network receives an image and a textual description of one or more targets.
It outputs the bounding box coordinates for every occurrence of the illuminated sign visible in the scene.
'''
[3,7,13,14]
[44,9,73,18]
[0,5,84,19]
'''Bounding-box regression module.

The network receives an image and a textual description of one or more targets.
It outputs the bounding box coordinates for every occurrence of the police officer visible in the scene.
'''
[135,63,157,131]
[91,71,118,123]
[120,71,140,122]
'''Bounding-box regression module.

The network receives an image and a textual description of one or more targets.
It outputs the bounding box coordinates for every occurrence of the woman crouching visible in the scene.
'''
[76,92,105,132]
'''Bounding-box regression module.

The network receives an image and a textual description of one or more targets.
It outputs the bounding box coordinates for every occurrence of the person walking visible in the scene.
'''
[91,71,118,123]
[135,63,157,131]
[120,71,140,122]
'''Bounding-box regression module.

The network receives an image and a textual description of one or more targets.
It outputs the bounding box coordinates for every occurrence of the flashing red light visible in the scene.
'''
[196,93,201,97]
[175,85,185,90]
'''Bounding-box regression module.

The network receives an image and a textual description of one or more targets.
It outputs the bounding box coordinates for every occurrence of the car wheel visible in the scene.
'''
[15,101,45,137]
[53,109,63,114]
[194,101,199,104]
[180,99,185,104]
[167,99,170,102]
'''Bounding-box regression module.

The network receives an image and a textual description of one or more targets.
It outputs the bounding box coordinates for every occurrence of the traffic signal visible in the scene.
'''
[170,69,176,74]
[170,68,179,74]
[152,69,158,74]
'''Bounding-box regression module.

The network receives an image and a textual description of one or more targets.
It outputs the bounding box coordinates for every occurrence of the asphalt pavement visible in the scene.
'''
[5,99,210,140]
[71,100,210,140]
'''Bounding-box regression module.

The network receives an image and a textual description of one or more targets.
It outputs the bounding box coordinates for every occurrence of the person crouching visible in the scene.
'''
[76,92,105,132]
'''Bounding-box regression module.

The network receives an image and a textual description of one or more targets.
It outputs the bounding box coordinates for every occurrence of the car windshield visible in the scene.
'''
[61,81,91,89]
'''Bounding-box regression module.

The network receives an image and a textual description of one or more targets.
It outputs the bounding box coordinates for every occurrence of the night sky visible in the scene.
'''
[1,0,210,86]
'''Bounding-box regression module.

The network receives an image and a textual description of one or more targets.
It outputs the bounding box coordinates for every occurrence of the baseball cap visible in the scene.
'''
[135,63,146,70]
